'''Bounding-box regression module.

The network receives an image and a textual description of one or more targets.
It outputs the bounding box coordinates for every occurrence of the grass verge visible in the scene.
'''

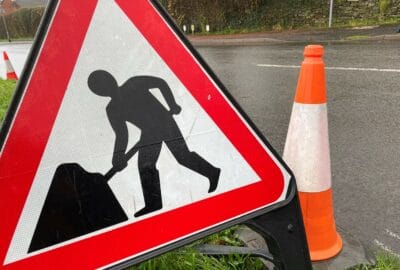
[345,35,371,41]
[0,79,16,123]
[128,227,265,270]
[373,252,400,270]
[334,17,400,29]
[350,252,400,270]
[194,17,400,36]
[0,38,34,43]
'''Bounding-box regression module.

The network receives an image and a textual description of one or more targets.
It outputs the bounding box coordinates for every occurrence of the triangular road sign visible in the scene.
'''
[0,0,293,269]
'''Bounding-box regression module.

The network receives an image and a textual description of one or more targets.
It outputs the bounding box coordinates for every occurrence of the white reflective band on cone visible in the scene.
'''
[283,103,331,192]
[5,60,14,72]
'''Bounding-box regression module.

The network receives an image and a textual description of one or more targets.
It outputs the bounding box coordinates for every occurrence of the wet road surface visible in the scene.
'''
[196,40,400,256]
[1,39,399,257]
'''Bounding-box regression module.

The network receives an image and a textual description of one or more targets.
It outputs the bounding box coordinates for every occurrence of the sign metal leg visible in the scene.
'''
[194,183,312,270]
[245,183,312,270]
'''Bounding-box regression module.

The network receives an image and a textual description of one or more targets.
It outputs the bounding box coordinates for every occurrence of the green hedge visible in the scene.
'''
[0,7,45,40]
[0,1,399,39]
[160,0,400,32]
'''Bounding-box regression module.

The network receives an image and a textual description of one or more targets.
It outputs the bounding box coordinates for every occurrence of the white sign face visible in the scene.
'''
[0,0,291,269]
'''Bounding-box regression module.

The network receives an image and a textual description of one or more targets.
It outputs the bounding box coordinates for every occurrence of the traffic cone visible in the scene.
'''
[283,45,342,261]
[3,51,18,80]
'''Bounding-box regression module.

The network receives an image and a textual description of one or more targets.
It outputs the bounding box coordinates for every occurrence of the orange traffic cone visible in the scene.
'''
[3,51,18,80]
[283,45,342,261]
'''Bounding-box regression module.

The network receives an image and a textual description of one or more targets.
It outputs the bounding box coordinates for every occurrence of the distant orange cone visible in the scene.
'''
[283,45,342,261]
[3,51,18,80]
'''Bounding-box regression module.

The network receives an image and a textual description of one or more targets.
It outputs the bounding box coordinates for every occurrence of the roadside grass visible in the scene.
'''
[0,38,34,43]
[211,27,269,35]
[0,79,16,123]
[372,252,400,270]
[350,252,400,270]
[334,17,400,29]
[129,249,264,270]
[128,227,265,270]
[195,17,400,36]
[345,35,371,41]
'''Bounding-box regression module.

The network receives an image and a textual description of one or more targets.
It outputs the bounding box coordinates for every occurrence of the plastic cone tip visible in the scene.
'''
[295,44,327,104]
[304,45,324,58]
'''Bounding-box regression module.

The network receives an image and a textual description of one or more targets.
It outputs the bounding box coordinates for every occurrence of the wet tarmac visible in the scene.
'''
[1,38,399,261]
[195,40,400,257]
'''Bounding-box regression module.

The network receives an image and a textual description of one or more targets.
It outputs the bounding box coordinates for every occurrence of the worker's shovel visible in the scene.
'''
[29,143,141,253]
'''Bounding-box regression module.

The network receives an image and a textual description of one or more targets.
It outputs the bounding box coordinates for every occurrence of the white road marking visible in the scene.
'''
[257,64,300,69]
[386,228,400,241]
[256,64,400,73]
[374,239,400,257]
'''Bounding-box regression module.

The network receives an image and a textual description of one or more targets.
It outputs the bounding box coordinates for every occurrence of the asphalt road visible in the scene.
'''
[1,39,399,258]
[194,40,400,256]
